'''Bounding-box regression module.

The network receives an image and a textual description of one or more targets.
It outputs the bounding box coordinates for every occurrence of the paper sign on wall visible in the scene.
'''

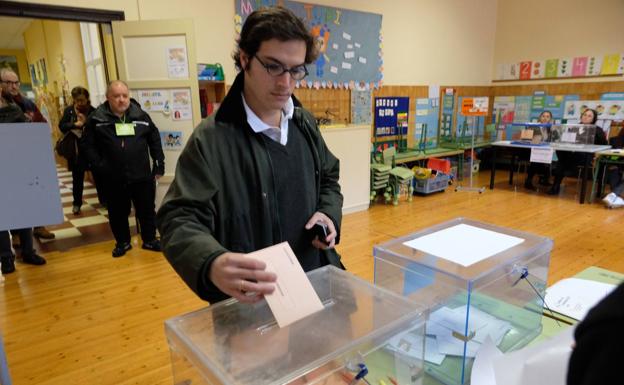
[462,97,489,116]
[167,46,189,79]
[138,90,168,112]
[171,89,192,121]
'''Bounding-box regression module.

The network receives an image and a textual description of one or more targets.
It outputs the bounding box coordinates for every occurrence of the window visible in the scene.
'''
[80,22,107,106]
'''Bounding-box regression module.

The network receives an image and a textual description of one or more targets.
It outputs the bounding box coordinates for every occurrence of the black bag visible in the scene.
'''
[55,132,77,159]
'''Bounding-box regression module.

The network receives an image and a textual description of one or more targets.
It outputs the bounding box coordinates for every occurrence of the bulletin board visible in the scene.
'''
[351,90,372,125]
[414,98,440,150]
[235,0,383,89]
[374,97,409,138]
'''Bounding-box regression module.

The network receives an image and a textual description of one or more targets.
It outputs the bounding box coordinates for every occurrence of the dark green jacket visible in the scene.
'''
[157,72,343,303]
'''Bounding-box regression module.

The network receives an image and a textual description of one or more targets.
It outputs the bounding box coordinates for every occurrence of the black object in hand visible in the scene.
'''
[312,222,329,243]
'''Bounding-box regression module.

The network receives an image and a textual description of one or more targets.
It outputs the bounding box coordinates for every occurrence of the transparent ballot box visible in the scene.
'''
[550,124,597,145]
[165,266,427,385]
[373,218,552,385]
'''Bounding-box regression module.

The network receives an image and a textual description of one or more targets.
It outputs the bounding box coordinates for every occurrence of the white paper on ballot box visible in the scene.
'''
[403,224,524,267]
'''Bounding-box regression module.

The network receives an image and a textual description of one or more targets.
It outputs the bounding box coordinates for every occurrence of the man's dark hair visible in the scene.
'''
[71,86,90,100]
[233,6,317,71]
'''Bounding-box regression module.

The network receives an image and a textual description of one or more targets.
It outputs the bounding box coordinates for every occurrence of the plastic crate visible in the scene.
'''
[427,157,451,174]
[413,173,449,194]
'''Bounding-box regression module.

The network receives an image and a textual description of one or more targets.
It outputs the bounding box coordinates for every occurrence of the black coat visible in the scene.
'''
[82,99,165,184]
[567,282,624,385]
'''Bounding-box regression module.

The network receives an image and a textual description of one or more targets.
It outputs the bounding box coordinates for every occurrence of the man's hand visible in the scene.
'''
[305,212,337,249]
[209,252,277,303]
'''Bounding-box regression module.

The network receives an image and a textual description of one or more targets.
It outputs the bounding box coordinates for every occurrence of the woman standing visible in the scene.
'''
[59,86,96,214]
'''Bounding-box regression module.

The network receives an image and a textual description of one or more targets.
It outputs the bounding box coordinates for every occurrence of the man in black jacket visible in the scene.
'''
[82,80,165,257]
[567,282,624,385]
[157,6,344,304]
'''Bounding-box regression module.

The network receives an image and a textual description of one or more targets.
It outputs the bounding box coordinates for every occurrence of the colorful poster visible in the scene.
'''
[167,46,189,79]
[557,57,572,77]
[513,96,532,123]
[563,100,598,120]
[414,98,439,149]
[137,89,168,112]
[601,93,624,101]
[601,54,621,75]
[171,89,192,121]
[572,57,588,76]
[519,61,532,80]
[350,90,372,125]
[545,59,558,78]
[373,97,409,137]
[236,0,382,88]
[587,56,603,76]
[532,60,545,79]
[160,131,183,150]
[492,96,515,125]
[530,91,546,120]
[550,95,579,121]
[597,101,624,119]
[567,98,624,120]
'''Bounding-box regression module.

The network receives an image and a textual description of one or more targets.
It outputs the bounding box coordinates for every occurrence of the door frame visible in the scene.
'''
[0,0,124,23]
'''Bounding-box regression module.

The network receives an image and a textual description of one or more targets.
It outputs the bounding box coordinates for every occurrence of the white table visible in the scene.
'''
[489,141,611,204]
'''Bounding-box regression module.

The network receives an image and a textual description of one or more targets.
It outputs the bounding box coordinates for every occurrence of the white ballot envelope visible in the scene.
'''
[248,242,324,327]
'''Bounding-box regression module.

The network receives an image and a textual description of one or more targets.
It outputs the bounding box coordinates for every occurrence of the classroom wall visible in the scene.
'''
[0,48,32,85]
[14,0,498,86]
[23,19,89,132]
[58,22,89,92]
[493,0,624,85]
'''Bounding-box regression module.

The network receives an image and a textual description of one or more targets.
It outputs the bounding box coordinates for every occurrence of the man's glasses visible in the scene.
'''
[1,80,20,86]
[254,56,308,80]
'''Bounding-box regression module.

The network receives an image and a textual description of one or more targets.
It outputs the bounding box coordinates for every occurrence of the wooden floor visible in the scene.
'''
[1,171,623,384]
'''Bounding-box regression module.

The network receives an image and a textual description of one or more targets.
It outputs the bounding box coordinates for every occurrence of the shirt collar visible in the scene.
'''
[241,93,294,134]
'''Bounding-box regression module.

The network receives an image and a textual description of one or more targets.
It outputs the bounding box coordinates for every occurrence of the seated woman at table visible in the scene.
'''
[524,110,553,190]
[548,108,608,195]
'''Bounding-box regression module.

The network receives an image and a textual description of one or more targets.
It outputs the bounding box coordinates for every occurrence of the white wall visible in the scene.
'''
[16,0,499,86]
[310,0,498,86]
[493,0,624,85]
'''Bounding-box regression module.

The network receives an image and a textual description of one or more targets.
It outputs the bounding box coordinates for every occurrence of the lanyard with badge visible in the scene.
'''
[115,114,135,136]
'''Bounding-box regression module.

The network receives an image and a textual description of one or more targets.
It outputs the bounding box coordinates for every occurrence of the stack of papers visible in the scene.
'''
[544,278,616,320]
[387,306,513,365]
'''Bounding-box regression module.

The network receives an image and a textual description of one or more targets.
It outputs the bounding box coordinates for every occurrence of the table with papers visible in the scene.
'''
[489,141,611,204]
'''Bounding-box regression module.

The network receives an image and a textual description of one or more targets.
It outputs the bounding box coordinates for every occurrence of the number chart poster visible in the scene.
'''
[374,97,409,137]
[235,0,382,89]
